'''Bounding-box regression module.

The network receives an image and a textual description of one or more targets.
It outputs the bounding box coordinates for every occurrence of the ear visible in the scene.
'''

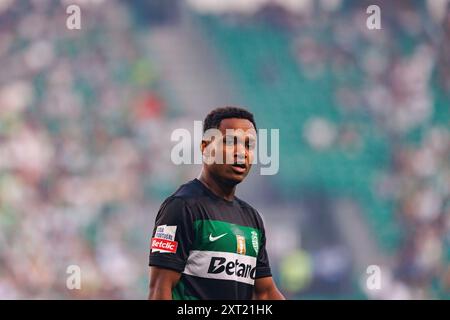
[200,140,209,154]
[200,140,211,164]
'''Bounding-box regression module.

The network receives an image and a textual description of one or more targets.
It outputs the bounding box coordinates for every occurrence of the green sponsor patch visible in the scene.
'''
[193,220,261,258]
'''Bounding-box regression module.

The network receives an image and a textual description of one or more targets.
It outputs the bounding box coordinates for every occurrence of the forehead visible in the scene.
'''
[218,118,255,134]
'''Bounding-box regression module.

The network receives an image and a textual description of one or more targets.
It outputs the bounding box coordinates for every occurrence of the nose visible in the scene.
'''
[235,144,246,162]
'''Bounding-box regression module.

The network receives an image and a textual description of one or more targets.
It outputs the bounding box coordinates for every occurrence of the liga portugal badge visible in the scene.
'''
[236,235,246,255]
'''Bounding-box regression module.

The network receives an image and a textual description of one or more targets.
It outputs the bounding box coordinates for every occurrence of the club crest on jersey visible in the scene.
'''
[251,231,259,255]
[236,235,246,255]
[151,225,178,253]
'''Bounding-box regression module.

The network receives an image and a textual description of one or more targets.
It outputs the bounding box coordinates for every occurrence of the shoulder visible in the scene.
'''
[171,179,204,199]
[158,179,203,212]
[154,192,195,227]
[235,197,266,227]
[235,196,258,214]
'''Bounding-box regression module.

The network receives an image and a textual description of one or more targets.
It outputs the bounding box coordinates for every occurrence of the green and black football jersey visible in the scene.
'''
[149,178,272,300]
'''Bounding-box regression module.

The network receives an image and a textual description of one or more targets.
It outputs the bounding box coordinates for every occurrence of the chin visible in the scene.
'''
[224,173,247,185]
[214,167,249,186]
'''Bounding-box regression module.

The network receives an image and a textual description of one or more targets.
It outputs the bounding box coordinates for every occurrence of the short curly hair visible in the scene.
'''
[203,106,257,133]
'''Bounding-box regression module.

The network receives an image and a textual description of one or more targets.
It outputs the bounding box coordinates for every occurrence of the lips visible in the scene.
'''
[231,163,247,174]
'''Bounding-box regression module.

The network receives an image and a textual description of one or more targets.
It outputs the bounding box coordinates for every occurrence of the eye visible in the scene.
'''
[246,140,256,150]
[225,137,235,146]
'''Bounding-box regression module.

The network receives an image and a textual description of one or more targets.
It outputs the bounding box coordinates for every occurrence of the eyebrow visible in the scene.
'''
[222,135,256,143]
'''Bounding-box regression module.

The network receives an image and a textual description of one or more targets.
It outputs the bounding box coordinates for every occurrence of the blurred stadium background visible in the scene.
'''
[0,0,449,299]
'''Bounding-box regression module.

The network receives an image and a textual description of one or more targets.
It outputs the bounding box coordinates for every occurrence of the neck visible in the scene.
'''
[198,170,236,201]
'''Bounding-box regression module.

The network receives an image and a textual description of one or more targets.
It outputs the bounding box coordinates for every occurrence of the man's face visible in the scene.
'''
[202,118,256,185]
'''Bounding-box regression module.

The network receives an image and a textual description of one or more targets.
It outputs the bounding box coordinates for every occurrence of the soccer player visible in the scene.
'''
[148,106,284,300]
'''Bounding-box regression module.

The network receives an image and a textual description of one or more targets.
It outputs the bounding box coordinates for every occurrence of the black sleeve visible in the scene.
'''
[255,219,272,279]
[149,197,194,273]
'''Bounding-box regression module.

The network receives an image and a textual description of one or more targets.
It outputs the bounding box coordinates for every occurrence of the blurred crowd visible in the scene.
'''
[323,0,450,300]
[288,0,450,300]
[288,0,450,299]
[0,0,191,298]
[188,0,450,299]
[298,0,450,299]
